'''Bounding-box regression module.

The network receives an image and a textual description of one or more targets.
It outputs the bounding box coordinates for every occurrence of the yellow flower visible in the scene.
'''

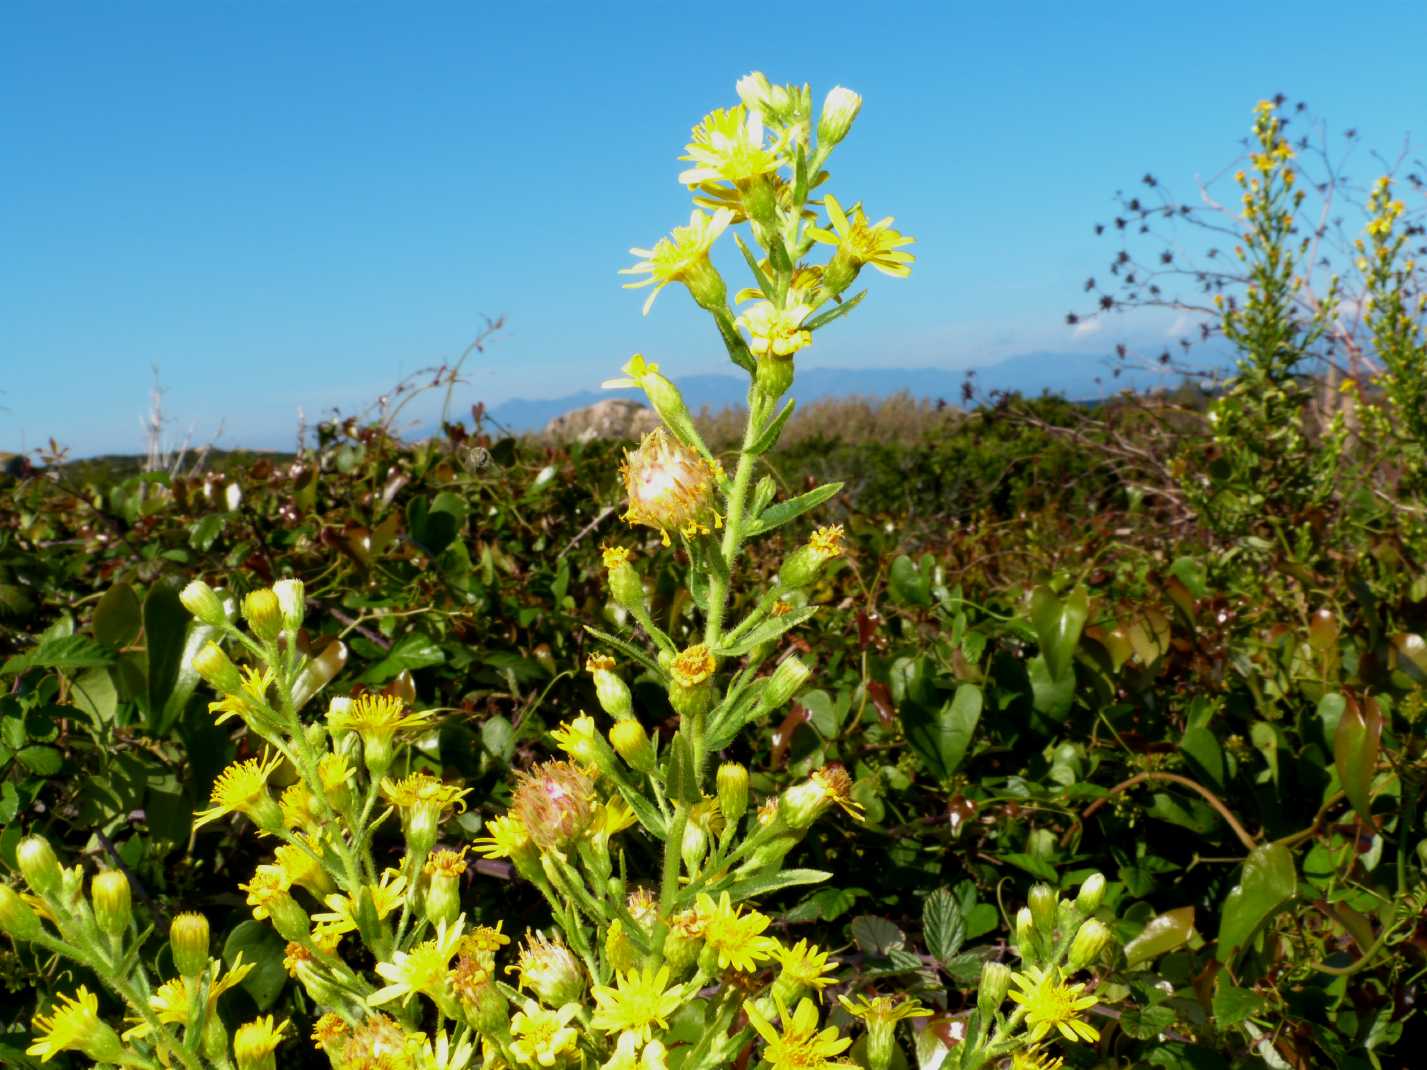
[809,194,916,279]
[1008,965,1101,1044]
[621,208,734,315]
[233,1015,289,1069]
[371,918,465,1010]
[744,997,855,1070]
[695,892,776,972]
[313,868,406,933]
[208,666,276,725]
[735,300,814,358]
[425,846,469,879]
[460,921,511,957]
[679,106,782,188]
[670,644,716,688]
[381,772,471,836]
[27,986,125,1064]
[509,998,580,1067]
[590,964,684,1042]
[1011,1049,1065,1070]
[194,750,285,832]
[339,1015,417,1070]
[311,1011,349,1053]
[772,939,840,998]
[601,544,631,570]
[836,992,933,1027]
[473,813,533,860]
[274,837,334,898]
[328,693,435,773]
[551,714,602,766]
[809,525,845,558]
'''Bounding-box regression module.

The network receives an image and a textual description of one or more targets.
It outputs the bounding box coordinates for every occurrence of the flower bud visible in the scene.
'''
[977,961,1012,1018]
[1028,883,1058,936]
[1068,918,1112,971]
[778,526,845,590]
[17,836,62,899]
[0,884,42,941]
[1077,872,1107,915]
[171,912,211,977]
[424,849,467,928]
[668,644,717,720]
[462,978,510,1035]
[763,655,811,710]
[610,720,656,774]
[754,352,795,404]
[586,654,635,720]
[180,580,228,627]
[272,578,305,632]
[817,86,862,147]
[242,589,283,641]
[1014,907,1036,956]
[663,915,702,978]
[513,932,585,1007]
[716,762,749,824]
[602,545,647,612]
[90,869,131,937]
[681,819,709,875]
[779,765,856,830]
[193,641,244,694]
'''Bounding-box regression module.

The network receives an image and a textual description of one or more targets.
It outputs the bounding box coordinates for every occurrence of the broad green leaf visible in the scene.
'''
[93,582,142,648]
[407,496,459,555]
[901,684,981,779]
[850,915,905,955]
[70,667,119,724]
[360,633,445,684]
[1333,694,1381,822]
[923,888,966,964]
[1211,981,1267,1027]
[223,921,287,1010]
[2,635,113,675]
[745,482,844,537]
[888,554,934,607]
[1124,906,1196,968]
[1027,654,1075,720]
[143,580,189,722]
[1180,724,1224,792]
[188,513,226,552]
[16,745,62,776]
[1029,585,1088,680]
[1216,843,1296,963]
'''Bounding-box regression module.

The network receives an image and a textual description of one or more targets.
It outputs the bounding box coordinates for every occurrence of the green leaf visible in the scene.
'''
[850,915,905,955]
[715,606,818,658]
[923,888,966,964]
[1211,981,1267,1027]
[223,921,288,1010]
[16,745,62,776]
[1027,654,1075,720]
[801,288,868,333]
[2,635,114,675]
[888,554,934,607]
[1029,585,1088,680]
[783,886,866,923]
[143,580,189,720]
[748,398,796,456]
[360,633,446,684]
[902,684,981,781]
[188,513,227,552]
[1123,906,1196,968]
[1216,843,1296,963]
[70,667,119,724]
[1333,694,1382,822]
[717,868,831,903]
[93,582,142,648]
[664,731,700,805]
[732,232,774,301]
[1180,725,1225,792]
[407,496,460,555]
[745,483,844,537]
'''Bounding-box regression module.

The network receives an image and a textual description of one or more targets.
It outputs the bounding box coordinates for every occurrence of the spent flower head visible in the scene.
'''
[620,428,723,545]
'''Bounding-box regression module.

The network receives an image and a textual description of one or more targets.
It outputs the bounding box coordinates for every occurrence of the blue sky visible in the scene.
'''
[3,2,1424,456]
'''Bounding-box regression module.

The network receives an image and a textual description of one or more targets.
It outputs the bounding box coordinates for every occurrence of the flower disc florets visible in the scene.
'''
[511,761,598,851]
[621,429,722,545]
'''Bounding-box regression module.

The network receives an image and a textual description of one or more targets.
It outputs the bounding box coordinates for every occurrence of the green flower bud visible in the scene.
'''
[1014,906,1036,957]
[1077,872,1107,915]
[681,819,709,875]
[754,352,795,404]
[0,884,42,941]
[716,762,749,824]
[604,546,647,612]
[193,641,243,693]
[90,869,131,937]
[977,961,1012,1018]
[816,86,862,147]
[272,578,305,632]
[462,978,510,1035]
[610,720,656,774]
[668,644,717,721]
[763,655,811,710]
[1068,918,1112,971]
[514,932,585,1007]
[17,836,62,899]
[423,849,466,928]
[587,655,634,720]
[605,919,640,975]
[180,580,228,627]
[171,912,211,978]
[1028,883,1058,936]
[664,918,702,978]
[242,589,283,641]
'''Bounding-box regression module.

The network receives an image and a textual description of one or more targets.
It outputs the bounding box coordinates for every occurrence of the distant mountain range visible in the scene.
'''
[478,350,1230,432]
